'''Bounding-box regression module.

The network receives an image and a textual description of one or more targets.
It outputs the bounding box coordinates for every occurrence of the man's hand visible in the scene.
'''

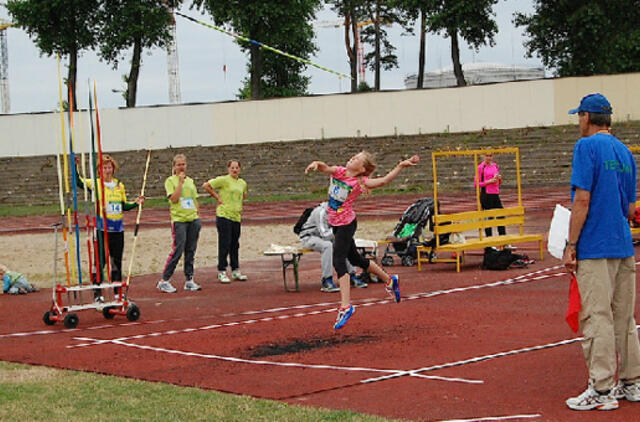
[563,244,577,273]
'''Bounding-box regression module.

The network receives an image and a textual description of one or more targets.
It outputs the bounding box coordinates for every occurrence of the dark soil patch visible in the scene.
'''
[248,335,376,358]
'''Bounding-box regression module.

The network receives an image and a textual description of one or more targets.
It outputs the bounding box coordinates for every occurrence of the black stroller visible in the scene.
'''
[381,197,436,267]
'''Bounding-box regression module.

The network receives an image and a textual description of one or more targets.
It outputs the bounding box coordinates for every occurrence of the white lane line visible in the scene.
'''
[69,336,484,385]
[438,414,541,422]
[4,265,565,341]
[67,269,566,347]
[361,338,584,384]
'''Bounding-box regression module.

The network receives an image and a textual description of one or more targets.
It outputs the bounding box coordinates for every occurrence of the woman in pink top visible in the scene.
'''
[476,152,506,236]
[305,151,420,329]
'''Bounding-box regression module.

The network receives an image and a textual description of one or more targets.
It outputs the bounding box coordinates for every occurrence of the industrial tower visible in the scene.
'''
[166,8,181,104]
[0,19,10,114]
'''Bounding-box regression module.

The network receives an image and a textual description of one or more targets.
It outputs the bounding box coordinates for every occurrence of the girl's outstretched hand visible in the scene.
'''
[305,161,318,174]
[400,155,420,168]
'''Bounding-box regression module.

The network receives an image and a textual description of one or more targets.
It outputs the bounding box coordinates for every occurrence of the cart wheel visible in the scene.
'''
[126,304,140,322]
[102,306,116,319]
[381,255,394,267]
[42,311,56,326]
[402,255,415,267]
[63,313,79,329]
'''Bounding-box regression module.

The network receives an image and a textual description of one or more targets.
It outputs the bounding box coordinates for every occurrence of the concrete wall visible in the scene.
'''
[1,72,638,157]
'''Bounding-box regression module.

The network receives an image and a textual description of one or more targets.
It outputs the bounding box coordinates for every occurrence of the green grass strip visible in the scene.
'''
[0,361,394,422]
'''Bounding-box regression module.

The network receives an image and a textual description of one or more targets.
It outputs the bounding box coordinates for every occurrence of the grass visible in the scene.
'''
[0,361,394,422]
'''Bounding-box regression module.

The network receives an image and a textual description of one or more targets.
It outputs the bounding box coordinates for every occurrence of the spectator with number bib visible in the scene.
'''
[76,154,144,301]
[305,151,419,329]
[158,154,202,293]
[203,160,249,284]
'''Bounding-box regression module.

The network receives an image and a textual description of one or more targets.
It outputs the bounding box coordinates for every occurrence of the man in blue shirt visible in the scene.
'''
[564,93,640,410]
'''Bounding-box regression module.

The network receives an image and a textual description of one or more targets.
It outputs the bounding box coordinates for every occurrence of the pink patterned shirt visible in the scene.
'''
[327,166,368,226]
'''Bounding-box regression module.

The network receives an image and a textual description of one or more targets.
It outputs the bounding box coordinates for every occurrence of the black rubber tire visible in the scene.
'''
[42,311,56,326]
[63,313,79,329]
[126,304,140,321]
[402,255,415,267]
[381,255,394,267]
[102,306,116,319]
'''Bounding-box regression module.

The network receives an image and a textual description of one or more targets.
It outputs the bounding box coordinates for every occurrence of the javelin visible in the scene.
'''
[175,11,353,80]
[123,143,152,300]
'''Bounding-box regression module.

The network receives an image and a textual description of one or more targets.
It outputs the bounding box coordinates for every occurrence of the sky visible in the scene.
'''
[0,0,543,115]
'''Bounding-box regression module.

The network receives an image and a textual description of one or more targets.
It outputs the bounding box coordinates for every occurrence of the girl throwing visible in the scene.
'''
[305,151,420,329]
[203,160,249,283]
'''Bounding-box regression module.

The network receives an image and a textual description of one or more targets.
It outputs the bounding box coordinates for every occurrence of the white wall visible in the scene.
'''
[1,72,638,158]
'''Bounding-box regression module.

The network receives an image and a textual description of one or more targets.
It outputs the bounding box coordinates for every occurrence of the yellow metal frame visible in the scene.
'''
[432,147,522,248]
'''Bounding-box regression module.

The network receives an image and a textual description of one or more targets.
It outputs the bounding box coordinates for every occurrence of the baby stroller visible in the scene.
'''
[381,197,435,267]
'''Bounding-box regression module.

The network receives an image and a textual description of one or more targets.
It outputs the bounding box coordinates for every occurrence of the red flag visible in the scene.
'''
[566,274,581,333]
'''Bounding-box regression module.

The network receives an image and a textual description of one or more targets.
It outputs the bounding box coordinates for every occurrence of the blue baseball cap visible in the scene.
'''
[568,93,612,115]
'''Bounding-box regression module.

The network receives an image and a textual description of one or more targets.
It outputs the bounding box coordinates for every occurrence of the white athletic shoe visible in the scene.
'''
[566,385,618,411]
[184,279,201,291]
[612,381,640,402]
[232,271,248,281]
[157,280,177,293]
[218,272,231,284]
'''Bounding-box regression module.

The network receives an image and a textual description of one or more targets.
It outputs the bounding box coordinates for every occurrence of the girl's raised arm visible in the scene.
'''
[305,160,338,175]
[365,155,419,190]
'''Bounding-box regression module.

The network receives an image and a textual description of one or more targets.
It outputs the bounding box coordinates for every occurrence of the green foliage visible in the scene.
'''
[193,0,321,99]
[6,0,100,57]
[514,0,640,76]
[429,0,498,50]
[97,0,173,68]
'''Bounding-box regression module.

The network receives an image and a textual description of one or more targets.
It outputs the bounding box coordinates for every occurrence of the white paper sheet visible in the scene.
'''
[548,204,571,259]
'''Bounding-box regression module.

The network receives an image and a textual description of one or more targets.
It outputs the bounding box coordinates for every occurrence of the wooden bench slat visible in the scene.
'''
[434,216,525,235]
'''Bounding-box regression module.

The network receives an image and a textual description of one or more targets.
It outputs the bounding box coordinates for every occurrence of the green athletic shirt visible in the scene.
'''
[165,175,199,223]
[207,175,247,222]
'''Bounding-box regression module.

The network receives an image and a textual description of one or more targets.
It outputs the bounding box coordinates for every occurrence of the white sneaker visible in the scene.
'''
[218,272,231,284]
[184,279,201,291]
[566,385,618,411]
[612,381,640,402]
[232,271,248,281]
[157,280,177,293]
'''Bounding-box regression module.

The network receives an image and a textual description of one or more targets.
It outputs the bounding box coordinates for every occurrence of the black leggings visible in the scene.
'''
[332,219,369,278]
[97,230,124,282]
[216,217,241,271]
[480,193,506,236]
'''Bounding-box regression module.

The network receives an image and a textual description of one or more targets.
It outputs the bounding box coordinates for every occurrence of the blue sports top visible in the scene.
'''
[570,132,636,259]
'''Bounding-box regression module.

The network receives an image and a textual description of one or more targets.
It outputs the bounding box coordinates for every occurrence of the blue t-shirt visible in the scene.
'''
[570,133,636,259]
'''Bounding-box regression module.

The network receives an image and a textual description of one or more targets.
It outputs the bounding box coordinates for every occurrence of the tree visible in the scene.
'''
[360,1,413,91]
[193,0,320,100]
[97,0,175,107]
[515,1,640,77]
[399,0,439,89]
[326,0,366,93]
[6,0,100,109]
[429,0,498,86]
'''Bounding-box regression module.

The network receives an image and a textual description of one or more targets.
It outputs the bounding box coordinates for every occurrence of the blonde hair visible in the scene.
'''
[102,154,118,173]
[172,154,187,174]
[359,151,376,177]
[0,264,7,273]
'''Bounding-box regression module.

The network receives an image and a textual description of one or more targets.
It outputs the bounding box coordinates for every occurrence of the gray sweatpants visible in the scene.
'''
[301,235,355,280]
[162,219,202,282]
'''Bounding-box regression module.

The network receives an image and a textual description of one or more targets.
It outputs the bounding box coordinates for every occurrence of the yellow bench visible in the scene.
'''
[416,206,544,272]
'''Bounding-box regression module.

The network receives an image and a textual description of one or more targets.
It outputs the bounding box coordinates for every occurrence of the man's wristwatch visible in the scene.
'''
[565,240,577,248]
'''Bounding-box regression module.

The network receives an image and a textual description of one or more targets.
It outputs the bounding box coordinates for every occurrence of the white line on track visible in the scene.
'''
[72,336,483,385]
[66,266,565,347]
[438,414,541,422]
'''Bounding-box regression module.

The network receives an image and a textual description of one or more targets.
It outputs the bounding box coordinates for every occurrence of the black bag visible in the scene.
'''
[482,247,532,270]
[293,206,315,235]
